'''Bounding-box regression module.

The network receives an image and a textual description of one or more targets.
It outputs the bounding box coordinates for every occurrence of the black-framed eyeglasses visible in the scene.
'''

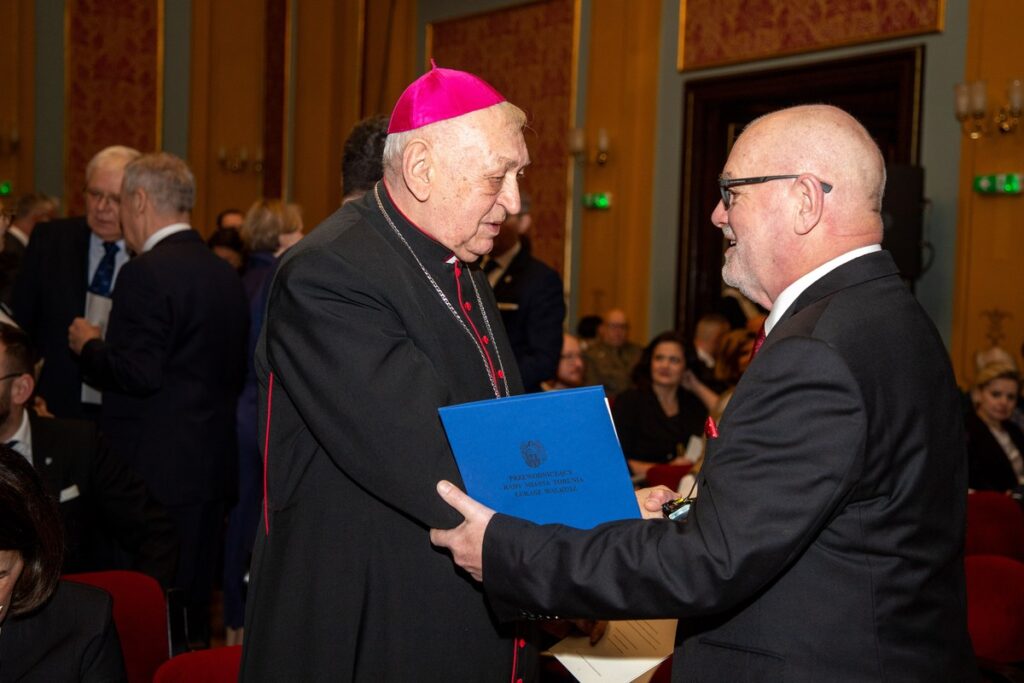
[718,175,833,210]
[0,372,24,382]
[83,187,121,207]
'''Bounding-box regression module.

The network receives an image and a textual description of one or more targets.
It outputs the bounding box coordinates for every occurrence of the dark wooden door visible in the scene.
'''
[676,47,924,332]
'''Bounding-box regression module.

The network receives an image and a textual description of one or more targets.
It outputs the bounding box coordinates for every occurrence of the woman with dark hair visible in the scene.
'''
[0,446,126,680]
[612,331,709,477]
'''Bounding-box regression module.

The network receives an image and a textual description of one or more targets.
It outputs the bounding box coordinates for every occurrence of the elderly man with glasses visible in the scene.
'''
[11,146,140,420]
[431,104,977,681]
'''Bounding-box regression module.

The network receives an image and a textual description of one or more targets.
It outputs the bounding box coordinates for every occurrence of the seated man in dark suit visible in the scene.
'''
[68,152,248,645]
[0,321,178,586]
[483,195,566,392]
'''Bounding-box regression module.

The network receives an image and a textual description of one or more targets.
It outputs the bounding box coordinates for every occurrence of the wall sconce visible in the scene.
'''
[955,79,1022,138]
[997,79,1022,133]
[0,127,20,157]
[567,127,610,165]
[218,146,264,174]
[595,128,609,166]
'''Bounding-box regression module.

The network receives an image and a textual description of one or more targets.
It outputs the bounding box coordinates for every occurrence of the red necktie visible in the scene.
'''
[749,322,766,362]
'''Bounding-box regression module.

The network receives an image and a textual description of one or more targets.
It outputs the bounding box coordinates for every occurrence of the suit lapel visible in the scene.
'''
[73,219,92,304]
[28,412,64,495]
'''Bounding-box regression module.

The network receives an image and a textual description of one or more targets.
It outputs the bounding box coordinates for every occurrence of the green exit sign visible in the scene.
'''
[583,192,612,210]
[973,173,1022,194]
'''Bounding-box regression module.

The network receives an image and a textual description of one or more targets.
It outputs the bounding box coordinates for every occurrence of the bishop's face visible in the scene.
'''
[428,106,530,263]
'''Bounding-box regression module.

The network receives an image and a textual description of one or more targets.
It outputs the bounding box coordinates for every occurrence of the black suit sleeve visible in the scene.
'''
[514,268,565,391]
[78,261,169,395]
[88,433,180,587]
[79,589,128,683]
[10,223,44,331]
[482,337,867,622]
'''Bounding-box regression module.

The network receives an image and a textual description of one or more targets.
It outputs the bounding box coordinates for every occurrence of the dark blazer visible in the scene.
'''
[11,217,93,419]
[0,233,27,307]
[241,187,530,681]
[0,581,126,682]
[490,240,565,392]
[483,251,977,681]
[78,230,248,507]
[30,412,179,586]
[612,386,706,462]
[965,410,1024,491]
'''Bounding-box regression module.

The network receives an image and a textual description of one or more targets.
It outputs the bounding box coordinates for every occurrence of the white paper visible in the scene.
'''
[81,292,113,405]
[551,619,676,683]
[684,435,704,463]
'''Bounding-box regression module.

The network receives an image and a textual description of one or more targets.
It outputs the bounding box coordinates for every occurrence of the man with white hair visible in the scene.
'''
[431,105,977,681]
[12,146,140,419]
[67,152,248,646]
[240,64,533,680]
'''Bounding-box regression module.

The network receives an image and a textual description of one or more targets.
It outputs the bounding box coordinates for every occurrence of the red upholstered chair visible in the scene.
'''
[64,570,170,683]
[645,464,693,491]
[153,645,243,683]
[965,555,1024,664]
[966,492,1024,561]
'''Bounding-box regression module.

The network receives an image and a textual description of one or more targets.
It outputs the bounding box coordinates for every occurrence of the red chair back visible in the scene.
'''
[965,555,1024,663]
[64,570,169,683]
[646,463,693,491]
[965,492,1024,561]
[153,645,243,683]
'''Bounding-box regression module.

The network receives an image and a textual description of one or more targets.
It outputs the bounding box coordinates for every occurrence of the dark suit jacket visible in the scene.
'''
[30,412,179,586]
[78,230,248,507]
[0,233,27,307]
[0,581,126,682]
[965,410,1024,491]
[483,251,977,681]
[11,217,93,418]
[490,240,565,392]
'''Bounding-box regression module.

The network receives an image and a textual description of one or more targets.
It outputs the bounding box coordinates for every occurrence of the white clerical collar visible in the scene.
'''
[765,244,881,335]
[7,409,32,466]
[7,227,28,247]
[143,223,192,253]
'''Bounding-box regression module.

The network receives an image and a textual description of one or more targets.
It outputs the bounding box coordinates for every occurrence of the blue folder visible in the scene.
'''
[439,386,640,528]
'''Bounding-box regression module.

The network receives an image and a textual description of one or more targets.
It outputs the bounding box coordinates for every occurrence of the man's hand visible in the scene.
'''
[635,485,677,519]
[429,480,496,582]
[68,317,102,354]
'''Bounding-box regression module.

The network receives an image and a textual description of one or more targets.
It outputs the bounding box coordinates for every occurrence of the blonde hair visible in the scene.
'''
[975,362,1020,391]
[240,199,303,252]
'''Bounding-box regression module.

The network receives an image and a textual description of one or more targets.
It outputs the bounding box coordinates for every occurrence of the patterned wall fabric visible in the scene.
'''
[65,0,159,214]
[431,0,575,276]
[680,0,942,71]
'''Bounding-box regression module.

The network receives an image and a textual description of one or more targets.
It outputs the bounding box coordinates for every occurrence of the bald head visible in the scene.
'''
[714,105,887,308]
[599,308,630,347]
[742,105,886,238]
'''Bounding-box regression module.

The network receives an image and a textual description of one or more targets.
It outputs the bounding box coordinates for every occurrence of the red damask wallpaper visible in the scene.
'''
[65,0,160,214]
[679,0,943,71]
[430,0,576,276]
